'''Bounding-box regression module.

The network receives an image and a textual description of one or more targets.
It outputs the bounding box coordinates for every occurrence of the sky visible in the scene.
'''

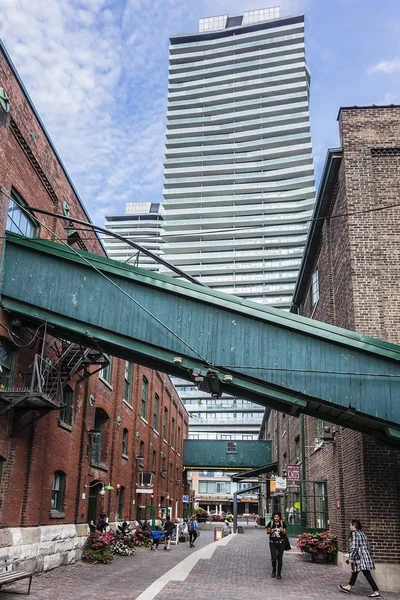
[1,0,400,225]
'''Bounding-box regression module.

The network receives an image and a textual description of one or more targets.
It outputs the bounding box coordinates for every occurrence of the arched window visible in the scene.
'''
[60,386,73,426]
[141,376,148,420]
[51,471,66,513]
[122,429,128,456]
[92,408,110,465]
[6,189,38,237]
[163,407,168,440]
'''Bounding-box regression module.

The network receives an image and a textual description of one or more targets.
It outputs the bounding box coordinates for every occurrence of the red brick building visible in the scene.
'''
[265,106,400,592]
[0,41,188,571]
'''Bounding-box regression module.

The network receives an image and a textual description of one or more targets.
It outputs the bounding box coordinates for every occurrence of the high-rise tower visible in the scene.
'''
[160,8,315,310]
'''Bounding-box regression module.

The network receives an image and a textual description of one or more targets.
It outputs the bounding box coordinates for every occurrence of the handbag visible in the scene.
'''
[284,535,291,551]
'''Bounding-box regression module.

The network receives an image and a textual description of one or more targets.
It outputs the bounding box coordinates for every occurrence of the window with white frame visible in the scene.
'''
[51,471,66,512]
[311,270,319,306]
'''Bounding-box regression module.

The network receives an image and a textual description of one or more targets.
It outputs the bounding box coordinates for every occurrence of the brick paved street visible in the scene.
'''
[1,527,400,600]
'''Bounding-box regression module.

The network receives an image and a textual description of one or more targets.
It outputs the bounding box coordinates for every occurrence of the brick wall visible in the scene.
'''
[266,107,400,568]
[0,44,188,533]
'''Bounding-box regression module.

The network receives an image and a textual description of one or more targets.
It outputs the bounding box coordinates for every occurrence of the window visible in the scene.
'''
[60,386,73,426]
[198,481,231,494]
[118,486,125,520]
[141,376,148,420]
[221,434,231,440]
[139,441,145,458]
[171,418,175,448]
[226,442,237,453]
[161,457,166,477]
[51,471,66,512]
[124,362,132,405]
[0,456,5,485]
[311,270,319,306]
[177,426,181,454]
[6,189,38,237]
[122,429,128,456]
[0,340,14,390]
[153,394,159,431]
[163,408,168,440]
[100,356,112,385]
[91,408,109,465]
[152,450,156,473]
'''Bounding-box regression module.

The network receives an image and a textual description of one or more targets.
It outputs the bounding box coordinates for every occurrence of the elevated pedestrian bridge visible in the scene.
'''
[2,233,400,444]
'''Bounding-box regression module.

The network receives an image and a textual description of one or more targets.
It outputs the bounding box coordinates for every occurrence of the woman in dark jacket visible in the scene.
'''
[338,519,380,598]
[266,512,286,579]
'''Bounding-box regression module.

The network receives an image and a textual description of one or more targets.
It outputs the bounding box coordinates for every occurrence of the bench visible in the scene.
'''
[0,557,33,595]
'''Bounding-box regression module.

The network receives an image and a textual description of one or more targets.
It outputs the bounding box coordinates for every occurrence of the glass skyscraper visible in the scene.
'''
[160,8,315,309]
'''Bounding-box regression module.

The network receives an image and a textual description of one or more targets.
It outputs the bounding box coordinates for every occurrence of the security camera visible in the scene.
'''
[173,357,182,365]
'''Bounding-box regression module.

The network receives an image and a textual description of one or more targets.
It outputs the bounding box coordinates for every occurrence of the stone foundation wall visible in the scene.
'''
[337,551,400,593]
[0,523,88,573]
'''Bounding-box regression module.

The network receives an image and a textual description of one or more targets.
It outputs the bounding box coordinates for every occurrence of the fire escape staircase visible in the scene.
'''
[0,339,109,434]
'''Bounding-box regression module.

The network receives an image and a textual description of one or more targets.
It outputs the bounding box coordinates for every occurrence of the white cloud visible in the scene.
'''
[0,0,311,225]
[368,58,400,74]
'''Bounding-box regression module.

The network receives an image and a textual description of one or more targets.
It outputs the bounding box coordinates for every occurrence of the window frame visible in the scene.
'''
[122,428,128,456]
[311,269,320,307]
[124,361,132,406]
[0,339,15,391]
[6,189,38,238]
[141,376,148,420]
[99,356,113,386]
[59,386,73,426]
[153,393,159,431]
[51,470,66,513]
[163,407,168,441]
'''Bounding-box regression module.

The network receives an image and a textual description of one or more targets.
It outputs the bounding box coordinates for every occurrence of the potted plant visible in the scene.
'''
[194,507,209,523]
[296,531,338,562]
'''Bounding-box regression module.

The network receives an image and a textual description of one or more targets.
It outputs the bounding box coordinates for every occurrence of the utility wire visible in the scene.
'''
[0,191,211,366]
[215,365,400,378]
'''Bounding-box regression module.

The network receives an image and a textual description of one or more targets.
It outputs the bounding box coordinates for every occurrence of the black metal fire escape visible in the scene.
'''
[0,337,110,434]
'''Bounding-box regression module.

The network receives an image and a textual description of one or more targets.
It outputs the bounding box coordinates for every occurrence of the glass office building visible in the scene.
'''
[160,8,315,309]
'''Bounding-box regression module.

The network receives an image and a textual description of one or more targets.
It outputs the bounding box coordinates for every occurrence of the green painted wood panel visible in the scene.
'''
[2,233,400,444]
[183,440,272,470]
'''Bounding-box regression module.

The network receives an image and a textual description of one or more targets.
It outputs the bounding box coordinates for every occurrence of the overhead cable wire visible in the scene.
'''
[215,365,400,378]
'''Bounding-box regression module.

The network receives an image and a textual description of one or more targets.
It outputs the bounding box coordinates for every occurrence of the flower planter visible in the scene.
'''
[311,551,333,563]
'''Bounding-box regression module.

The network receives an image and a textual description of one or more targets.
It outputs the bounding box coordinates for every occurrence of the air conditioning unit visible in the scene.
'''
[139,472,153,487]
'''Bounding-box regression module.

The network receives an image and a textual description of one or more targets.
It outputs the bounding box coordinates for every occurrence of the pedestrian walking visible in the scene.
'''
[187,515,198,548]
[266,512,286,579]
[150,527,164,551]
[96,513,108,533]
[163,515,175,550]
[338,519,380,598]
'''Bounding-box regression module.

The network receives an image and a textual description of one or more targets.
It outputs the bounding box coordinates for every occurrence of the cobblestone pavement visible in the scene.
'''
[1,527,400,600]
[159,529,400,600]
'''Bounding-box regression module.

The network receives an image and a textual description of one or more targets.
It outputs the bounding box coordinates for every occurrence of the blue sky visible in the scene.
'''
[1,0,400,224]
